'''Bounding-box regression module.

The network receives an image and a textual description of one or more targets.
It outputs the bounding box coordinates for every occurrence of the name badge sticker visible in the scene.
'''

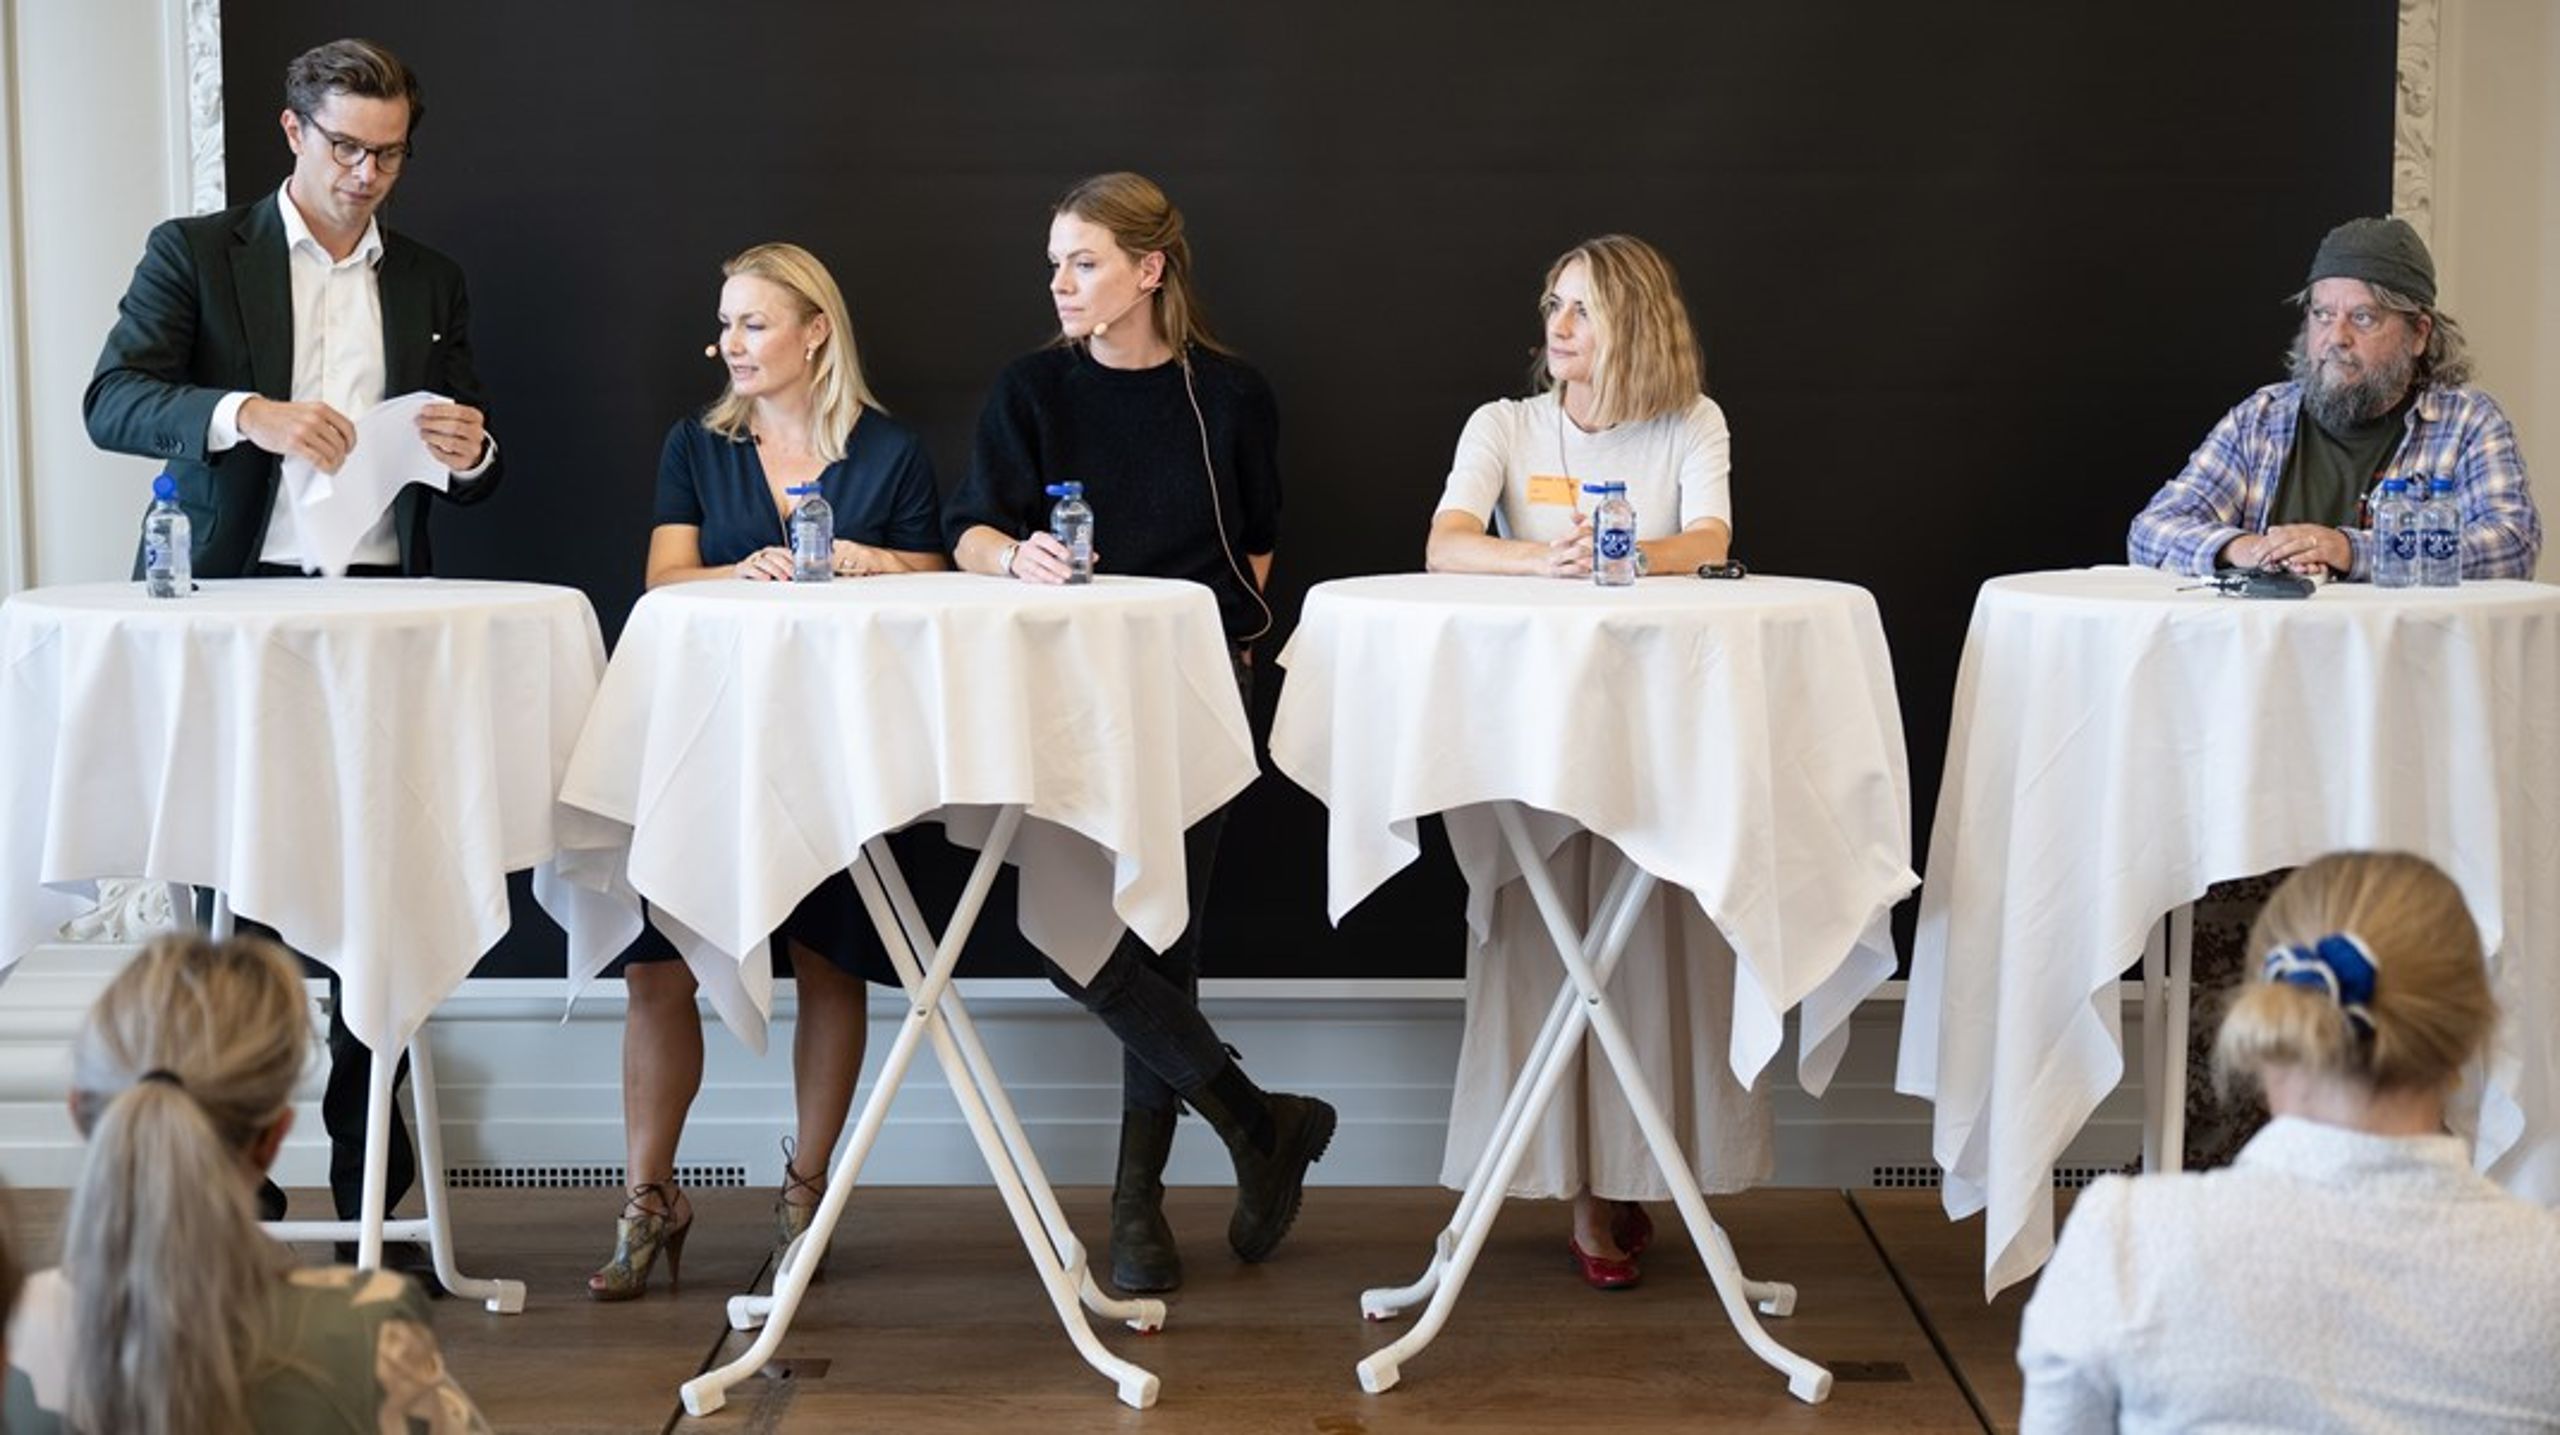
[1526,473,1576,507]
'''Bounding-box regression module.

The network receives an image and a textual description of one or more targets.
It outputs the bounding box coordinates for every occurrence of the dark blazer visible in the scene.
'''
[83,193,504,577]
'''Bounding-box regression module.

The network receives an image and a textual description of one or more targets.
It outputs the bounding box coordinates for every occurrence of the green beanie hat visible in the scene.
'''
[2307,216,2436,307]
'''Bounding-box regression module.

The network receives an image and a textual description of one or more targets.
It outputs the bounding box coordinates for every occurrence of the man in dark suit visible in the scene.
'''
[83,38,503,1271]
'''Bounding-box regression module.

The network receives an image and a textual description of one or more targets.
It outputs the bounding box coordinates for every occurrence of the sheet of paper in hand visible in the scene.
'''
[276,391,453,576]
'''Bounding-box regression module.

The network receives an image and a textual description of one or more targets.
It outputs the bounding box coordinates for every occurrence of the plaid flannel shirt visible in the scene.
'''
[2128,381,2542,580]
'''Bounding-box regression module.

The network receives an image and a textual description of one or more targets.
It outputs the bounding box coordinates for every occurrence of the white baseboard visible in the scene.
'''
[0,945,2149,1191]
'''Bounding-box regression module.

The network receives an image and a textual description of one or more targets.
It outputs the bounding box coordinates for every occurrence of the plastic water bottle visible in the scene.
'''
[1586,482,1637,587]
[1046,482,1094,585]
[2418,477,2461,587]
[2371,478,2416,589]
[142,473,191,599]
[787,483,832,583]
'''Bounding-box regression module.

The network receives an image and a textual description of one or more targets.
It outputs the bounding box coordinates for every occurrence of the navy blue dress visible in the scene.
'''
[623,408,945,982]
[656,409,942,562]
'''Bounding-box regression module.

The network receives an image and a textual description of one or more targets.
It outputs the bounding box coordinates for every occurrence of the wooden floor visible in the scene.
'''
[3,1185,2057,1434]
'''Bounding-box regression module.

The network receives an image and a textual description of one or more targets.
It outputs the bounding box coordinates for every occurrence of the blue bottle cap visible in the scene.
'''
[1045,482,1083,499]
[1580,482,1626,495]
[2380,478,2410,493]
[786,483,820,496]
[2429,476,2454,493]
[153,474,178,501]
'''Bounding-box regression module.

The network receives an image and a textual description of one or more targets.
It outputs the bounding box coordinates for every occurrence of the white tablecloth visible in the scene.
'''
[556,574,1258,1051]
[1897,566,2560,1295]
[1268,573,1917,1092]
[0,579,633,1052]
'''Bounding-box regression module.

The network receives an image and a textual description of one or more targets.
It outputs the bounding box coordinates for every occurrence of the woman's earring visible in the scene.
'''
[804,346,817,363]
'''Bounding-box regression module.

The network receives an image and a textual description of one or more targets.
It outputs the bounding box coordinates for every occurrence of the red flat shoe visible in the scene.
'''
[1611,1201,1655,1259]
[1568,1236,1641,1290]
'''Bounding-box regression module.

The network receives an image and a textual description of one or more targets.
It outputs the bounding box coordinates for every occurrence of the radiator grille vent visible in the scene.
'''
[442,1162,749,1191]
[1868,1162,2138,1191]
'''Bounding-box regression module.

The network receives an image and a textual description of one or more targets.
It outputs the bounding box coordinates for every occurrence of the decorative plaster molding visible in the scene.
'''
[55,879,179,945]
[2395,0,2439,241]
[183,0,223,214]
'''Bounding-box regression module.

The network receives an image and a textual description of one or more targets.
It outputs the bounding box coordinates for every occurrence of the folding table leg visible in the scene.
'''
[850,846,1161,1408]
[1405,800,1829,1405]
[2160,904,2194,1173]
[2141,904,2198,1175]
[353,1044,396,1272]
[1355,816,1658,1396]
[406,1034,526,1312]
[1359,860,1642,1323]
[2141,916,2166,1172]
[860,841,1168,1338]
[681,807,1160,1414]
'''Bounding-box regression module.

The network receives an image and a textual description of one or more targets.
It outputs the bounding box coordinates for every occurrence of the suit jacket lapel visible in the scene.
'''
[378,236,430,396]
[228,196,294,400]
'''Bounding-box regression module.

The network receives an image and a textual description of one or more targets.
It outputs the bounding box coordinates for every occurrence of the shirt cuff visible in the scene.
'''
[450,433,497,482]
[207,391,254,452]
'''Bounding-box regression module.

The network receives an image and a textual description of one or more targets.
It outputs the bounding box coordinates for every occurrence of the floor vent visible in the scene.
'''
[1869,1162,2138,1191]
[2050,1163,2138,1190]
[442,1162,750,1191]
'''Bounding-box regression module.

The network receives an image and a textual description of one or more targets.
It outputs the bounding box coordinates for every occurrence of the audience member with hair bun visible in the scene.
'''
[3,934,486,1434]
[2017,851,2560,1432]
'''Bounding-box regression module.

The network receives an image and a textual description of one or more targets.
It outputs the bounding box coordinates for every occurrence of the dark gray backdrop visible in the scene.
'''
[219,1,2397,979]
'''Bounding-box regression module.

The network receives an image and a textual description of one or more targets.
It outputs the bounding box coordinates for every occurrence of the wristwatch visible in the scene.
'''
[1632,546,1650,577]
[998,540,1020,576]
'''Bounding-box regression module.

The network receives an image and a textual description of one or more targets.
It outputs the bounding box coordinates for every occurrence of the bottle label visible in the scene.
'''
[1597,528,1635,561]
[2386,528,2418,562]
[144,541,166,569]
[2422,528,2459,561]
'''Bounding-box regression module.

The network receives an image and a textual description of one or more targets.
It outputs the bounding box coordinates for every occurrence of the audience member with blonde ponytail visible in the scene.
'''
[2,935,487,1434]
[2017,851,2560,1433]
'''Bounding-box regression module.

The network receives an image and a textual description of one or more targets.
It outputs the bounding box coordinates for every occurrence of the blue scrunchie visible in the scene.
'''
[2262,932,2379,1037]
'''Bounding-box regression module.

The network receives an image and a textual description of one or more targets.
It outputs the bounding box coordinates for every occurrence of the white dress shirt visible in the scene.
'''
[2017,1116,2560,1433]
[208,181,488,569]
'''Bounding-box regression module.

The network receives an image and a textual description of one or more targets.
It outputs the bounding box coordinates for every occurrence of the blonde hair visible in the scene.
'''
[702,242,881,463]
[1053,172,1231,359]
[2214,851,2497,1100]
[64,935,310,1435]
[1532,234,1706,428]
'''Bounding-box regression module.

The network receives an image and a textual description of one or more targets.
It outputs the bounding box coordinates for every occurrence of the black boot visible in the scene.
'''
[1186,1064,1337,1262]
[1109,1106,1183,1292]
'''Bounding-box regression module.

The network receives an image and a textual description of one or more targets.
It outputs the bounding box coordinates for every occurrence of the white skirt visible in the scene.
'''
[1438,833,1773,1201]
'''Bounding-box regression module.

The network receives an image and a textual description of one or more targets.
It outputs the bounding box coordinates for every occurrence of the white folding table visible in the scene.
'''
[1268,573,1916,1402]
[555,573,1260,1414]
[1898,567,2560,1296]
[0,578,634,1309]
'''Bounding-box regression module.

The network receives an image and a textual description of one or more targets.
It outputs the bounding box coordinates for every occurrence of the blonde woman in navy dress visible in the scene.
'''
[591,242,944,1300]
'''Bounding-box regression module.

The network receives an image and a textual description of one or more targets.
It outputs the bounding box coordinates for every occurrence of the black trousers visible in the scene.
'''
[212,902,416,1218]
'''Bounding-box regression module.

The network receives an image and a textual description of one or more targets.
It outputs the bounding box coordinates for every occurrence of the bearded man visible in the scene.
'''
[2128,216,2540,580]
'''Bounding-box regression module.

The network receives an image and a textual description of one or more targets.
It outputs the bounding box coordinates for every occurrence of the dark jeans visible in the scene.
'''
[1040,655,1250,1115]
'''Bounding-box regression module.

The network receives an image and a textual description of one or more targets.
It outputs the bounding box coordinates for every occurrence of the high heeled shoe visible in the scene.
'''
[773,1138,830,1280]
[588,1182,691,1302]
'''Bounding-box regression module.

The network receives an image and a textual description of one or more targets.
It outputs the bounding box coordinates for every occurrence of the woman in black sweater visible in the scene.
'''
[945,172,1329,1295]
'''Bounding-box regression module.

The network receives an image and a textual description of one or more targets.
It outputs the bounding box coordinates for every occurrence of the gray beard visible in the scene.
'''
[2301,350,2415,433]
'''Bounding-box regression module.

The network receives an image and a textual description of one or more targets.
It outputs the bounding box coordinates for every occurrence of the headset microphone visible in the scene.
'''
[1089,283,1159,340]
[703,344,719,359]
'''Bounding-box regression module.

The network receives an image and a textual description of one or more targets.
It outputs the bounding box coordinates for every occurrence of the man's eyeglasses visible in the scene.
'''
[299,116,411,174]
[2306,304,2395,335]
